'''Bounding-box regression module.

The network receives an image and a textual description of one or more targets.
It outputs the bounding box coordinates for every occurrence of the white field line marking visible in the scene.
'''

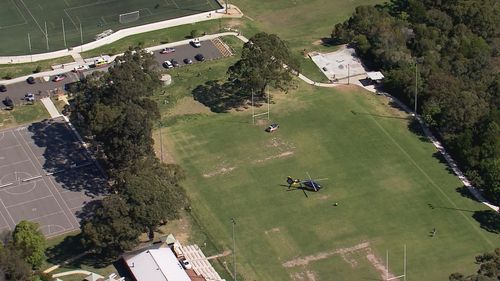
[18,0,46,36]
[5,195,54,208]
[364,109,495,247]
[0,183,14,188]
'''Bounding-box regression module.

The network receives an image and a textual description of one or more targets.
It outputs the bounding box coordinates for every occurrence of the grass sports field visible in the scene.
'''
[0,0,221,55]
[163,84,499,280]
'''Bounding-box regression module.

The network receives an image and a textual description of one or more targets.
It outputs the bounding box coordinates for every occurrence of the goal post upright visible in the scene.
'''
[251,91,270,125]
[386,245,407,281]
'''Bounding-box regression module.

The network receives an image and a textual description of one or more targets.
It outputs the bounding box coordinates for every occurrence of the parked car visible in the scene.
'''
[3,96,13,108]
[194,54,205,61]
[181,259,192,269]
[0,85,6,92]
[163,60,173,69]
[93,58,108,68]
[160,47,175,54]
[191,38,201,48]
[183,58,193,65]
[72,65,89,72]
[171,60,179,67]
[265,123,279,133]
[52,74,66,82]
[24,92,34,102]
[26,76,36,84]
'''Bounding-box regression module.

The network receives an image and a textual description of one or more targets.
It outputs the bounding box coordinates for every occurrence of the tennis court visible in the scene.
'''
[0,117,106,237]
[0,0,222,55]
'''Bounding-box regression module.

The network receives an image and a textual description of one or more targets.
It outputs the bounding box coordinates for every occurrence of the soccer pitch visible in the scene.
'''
[164,85,499,280]
[0,0,221,55]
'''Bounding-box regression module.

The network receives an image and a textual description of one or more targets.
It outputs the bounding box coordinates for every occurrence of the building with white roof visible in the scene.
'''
[124,247,191,281]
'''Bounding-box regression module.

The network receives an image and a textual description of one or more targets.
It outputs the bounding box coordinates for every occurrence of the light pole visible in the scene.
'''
[414,59,419,115]
[159,121,164,162]
[231,218,236,281]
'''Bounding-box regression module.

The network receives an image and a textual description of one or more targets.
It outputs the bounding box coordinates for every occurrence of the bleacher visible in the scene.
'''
[181,245,225,281]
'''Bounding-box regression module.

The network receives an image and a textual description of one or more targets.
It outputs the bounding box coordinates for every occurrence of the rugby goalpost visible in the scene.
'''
[251,91,270,125]
[386,245,407,281]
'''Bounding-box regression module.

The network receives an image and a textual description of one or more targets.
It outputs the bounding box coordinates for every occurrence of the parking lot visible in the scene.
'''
[0,38,232,108]
[152,39,229,68]
[0,117,106,237]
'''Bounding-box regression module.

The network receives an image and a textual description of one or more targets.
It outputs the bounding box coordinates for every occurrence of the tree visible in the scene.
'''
[118,159,187,237]
[227,32,299,102]
[0,244,32,281]
[449,248,500,280]
[12,220,45,269]
[71,48,161,177]
[80,195,141,258]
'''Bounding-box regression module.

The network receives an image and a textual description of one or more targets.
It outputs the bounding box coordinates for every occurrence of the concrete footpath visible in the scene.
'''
[40,97,62,118]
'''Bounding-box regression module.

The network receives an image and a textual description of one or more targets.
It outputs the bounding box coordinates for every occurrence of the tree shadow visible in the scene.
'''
[407,117,431,143]
[432,151,456,175]
[319,37,338,47]
[192,80,262,113]
[472,210,500,234]
[27,118,107,197]
[456,186,480,203]
[350,110,408,120]
[45,229,118,269]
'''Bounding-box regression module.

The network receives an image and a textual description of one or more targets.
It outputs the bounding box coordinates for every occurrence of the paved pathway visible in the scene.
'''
[40,97,62,118]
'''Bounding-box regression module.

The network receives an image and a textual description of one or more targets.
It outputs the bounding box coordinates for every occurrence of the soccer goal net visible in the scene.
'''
[119,11,140,24]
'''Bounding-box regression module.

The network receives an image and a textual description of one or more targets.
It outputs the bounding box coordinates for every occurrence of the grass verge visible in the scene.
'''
[0,56,74,80]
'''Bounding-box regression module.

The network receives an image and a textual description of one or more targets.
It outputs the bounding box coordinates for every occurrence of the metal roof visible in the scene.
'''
[125,247,191,281]
[366,71,385,80]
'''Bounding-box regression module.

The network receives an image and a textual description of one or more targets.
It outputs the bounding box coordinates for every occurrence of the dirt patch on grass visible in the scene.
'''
[264,227,281,234]
[169,97,212,116]
[253,151,294,164]
[203,166,236,178]
[366,249,395,280]
[283,241,395,280]
[312,40,322,46]
[153,130,176,164]
[283,242,369,268]
[290,271,317,281]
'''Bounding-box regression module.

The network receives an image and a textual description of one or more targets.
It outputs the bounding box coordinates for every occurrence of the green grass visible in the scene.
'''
[162,83,499,280]
[0,101,49,129]
[81,19,244,58]
[0,56,73,80]
[0,0,221,55]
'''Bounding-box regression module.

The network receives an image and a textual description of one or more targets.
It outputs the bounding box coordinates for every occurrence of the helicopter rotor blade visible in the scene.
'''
[306,172,318,192]
[302,188,308,198]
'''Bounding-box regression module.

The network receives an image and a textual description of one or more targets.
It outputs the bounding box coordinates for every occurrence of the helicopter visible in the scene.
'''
[286,172,328,195]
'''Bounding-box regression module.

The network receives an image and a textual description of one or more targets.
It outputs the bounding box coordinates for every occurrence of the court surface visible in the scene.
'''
[0,117,106,237]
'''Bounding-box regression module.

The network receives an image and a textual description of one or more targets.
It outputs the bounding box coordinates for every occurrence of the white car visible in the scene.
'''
[181,259,192,269]
[163,60,173,69]
[24,93,35,102]
[72,65,89,72]
[191,38,201,48]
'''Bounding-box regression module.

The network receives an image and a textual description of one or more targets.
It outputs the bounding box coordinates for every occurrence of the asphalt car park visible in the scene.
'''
[0,72,80,108]
[152,39,223,68]
[1,39,227,107]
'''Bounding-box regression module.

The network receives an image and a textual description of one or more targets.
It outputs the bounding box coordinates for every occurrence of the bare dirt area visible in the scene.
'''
[283,241,395,280]
[290,270,317,281]
[264,227,281,235]
[203,158,237,178]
